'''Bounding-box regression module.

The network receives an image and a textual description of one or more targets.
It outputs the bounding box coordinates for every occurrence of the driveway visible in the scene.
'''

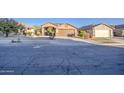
[0,37,124,75]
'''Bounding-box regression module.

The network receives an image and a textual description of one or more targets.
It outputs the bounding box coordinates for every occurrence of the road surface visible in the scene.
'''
[0,37,124,75]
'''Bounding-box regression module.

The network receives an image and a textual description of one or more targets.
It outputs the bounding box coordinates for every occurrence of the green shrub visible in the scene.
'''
[79,30,86,38]
[27,32,32,36]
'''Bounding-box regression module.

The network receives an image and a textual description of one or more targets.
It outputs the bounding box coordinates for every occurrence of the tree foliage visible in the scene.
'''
[46,27,56,39]
[0,18,25,37]
[79,30,87,38]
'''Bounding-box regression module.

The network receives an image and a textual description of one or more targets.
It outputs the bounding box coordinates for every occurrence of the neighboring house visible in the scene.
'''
[80,24,114,38]
[113,25,124,37]
[41,22,78,37]
[25,28,35,36]
[22,24,36,36]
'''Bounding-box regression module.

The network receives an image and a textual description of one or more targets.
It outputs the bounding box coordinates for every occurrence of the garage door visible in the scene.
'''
[95,30,109,37]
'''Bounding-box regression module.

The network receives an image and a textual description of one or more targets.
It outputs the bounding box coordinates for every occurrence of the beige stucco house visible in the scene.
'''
[41,22,78,37]
[80,24,114,38]
[25,28,35,36]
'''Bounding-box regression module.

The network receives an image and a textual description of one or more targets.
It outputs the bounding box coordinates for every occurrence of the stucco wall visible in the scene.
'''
[56,29,76,36]
[93,24,113,37]
[114,29,121,36]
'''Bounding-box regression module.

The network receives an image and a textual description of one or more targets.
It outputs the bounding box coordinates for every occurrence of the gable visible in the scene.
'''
[93,24,113,30]
[58,24,77,30]
[42,23,57,28]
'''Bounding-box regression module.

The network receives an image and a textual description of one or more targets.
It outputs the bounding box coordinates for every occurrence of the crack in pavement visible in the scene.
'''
[54,48,82,75]
[21,52,43,75]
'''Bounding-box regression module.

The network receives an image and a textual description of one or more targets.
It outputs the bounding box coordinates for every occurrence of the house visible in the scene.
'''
[41,22,78,37]
[80,24,114,38]
[113,25,124,37]
[24,25,35,36]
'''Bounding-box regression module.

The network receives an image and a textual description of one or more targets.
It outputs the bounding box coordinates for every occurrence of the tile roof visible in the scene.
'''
[80,23,114,30]
[114,24,124,29]
[41,22,77,29]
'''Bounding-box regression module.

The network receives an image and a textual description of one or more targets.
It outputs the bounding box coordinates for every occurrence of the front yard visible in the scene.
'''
[91,38,119,43]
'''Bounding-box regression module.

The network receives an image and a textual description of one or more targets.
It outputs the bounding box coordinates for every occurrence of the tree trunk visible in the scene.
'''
[5,31,9,37]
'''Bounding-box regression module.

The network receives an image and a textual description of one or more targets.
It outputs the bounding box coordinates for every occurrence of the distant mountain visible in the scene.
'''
[0,18,16,22]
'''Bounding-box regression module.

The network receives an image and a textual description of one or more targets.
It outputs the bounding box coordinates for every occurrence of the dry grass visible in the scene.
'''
[92,38,118,43]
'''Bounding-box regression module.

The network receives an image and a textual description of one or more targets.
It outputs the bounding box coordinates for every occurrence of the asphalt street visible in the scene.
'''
[0,37,124,75]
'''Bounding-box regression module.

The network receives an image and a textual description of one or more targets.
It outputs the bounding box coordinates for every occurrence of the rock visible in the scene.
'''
[11,39,21,43]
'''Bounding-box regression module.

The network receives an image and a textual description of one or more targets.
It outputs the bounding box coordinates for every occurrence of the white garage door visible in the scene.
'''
[95,30,109,37]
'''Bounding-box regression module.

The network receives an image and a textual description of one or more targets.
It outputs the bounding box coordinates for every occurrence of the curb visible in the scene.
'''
[55,37,124,46]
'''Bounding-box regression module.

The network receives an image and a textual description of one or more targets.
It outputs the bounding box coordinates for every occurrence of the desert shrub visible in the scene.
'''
[79,30,86,38]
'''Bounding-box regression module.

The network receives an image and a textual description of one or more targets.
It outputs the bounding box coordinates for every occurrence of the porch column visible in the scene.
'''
[42,27,45,36]
[92,28,95,38]
[111,30,113,37]
[55,28,58,36]
[109,30,113,39]
[74,29,78,37]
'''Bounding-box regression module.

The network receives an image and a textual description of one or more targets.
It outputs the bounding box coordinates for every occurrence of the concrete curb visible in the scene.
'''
[55,37,124,46]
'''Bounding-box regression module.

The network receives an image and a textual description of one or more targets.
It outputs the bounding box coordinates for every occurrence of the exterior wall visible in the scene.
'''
[56,29,76,36]
[114,29,123,37]
[86,29,93,38]
[93,24,113,37]
[57,24,77,36]
[56,29,67,36]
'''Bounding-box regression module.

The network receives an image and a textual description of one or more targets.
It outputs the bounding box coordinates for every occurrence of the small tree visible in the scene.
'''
[79,30,86,38]
[46,27,56,39]
[0,18,25,37]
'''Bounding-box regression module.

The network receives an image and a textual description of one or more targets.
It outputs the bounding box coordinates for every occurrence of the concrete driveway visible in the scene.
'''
[0,37,124,75]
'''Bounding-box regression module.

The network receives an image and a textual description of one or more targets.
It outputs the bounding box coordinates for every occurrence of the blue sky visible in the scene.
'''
[14,18,124,27]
